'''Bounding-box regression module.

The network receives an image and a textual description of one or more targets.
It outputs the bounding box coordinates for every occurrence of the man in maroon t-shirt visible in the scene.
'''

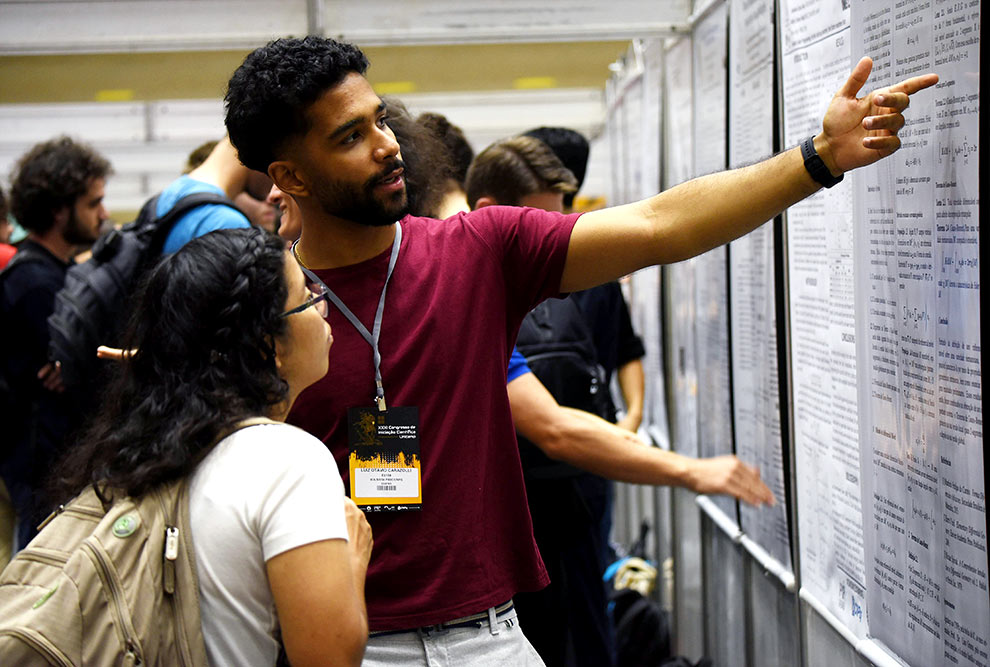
[223,36,935,665]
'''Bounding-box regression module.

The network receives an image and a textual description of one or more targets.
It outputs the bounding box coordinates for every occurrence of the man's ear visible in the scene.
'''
[269,161,309,198]
[473,195,498,210]
[51,205,70,231]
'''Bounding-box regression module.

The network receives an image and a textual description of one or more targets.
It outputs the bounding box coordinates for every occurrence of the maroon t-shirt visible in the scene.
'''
[287,206,579,630]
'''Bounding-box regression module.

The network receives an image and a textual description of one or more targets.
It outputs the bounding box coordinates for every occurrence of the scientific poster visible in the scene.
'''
[664,37,694,192]
[727,0,792,571]
[620,71,645,206]
[663,36,698,459]
[853,1,986,665]
[605,76,628,208]
[629,266,667,445]
[631,38,668,443]
[691,3,737,523]
[780,0,870,638]
[640,38,664,202]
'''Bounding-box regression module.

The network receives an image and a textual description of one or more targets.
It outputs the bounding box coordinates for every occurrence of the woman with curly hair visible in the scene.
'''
[51,227,372,666]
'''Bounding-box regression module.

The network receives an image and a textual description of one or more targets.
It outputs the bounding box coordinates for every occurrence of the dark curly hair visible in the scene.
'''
[225,36,369,173]
[51,227,289,500]
[383,98,457,218]
[418,112,474,187]
[9,135,112,234]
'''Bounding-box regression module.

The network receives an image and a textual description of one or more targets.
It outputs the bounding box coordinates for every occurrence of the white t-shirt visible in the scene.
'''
[188,422,348,666]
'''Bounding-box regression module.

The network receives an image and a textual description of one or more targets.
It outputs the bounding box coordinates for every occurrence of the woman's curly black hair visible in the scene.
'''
[225,36,369,173]
[52,227,289,500]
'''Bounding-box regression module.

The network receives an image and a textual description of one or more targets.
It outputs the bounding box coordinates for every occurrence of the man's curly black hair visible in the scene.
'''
[224,36,369,174]
[10,136,111,235]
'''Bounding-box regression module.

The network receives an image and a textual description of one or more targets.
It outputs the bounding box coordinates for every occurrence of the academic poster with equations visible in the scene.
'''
[727,0,791,571]
[852,0,986,665]
[692,3,737,524]
[780,0,871,639]
[781,0,985,665]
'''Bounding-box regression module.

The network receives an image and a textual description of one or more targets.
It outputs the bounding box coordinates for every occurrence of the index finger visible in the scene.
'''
[887,72,939,96]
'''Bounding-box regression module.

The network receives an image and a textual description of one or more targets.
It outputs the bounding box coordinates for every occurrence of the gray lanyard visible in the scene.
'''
[293,224,402,412]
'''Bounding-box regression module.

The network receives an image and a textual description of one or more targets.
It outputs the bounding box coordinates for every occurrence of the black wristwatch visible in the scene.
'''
[800,136,843,188]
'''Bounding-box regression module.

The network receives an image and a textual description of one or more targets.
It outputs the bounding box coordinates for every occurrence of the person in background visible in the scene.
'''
[380,98,459,222]
[223,35,935,666]
[159,136,272,253]
[0,185,15,269]
[267,183,301,247]
[418,111,475,218]
[467,134,768,666]
[0,136,111,551]
[184,140,219,174]
[51,227,372,666]
[523,126,645,567]
[185,139,278,234]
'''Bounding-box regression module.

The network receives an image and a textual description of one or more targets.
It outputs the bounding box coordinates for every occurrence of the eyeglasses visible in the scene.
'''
[281,282,330,318]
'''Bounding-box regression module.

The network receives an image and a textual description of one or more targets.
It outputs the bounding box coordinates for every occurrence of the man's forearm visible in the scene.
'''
[644,144,817,264]
[509,372,685,484]
[551,406,692,486]
[508,372,774,504]
[562,145,817,291]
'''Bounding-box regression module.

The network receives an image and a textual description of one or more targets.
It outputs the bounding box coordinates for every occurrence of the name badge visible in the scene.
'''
[347,406,422,512]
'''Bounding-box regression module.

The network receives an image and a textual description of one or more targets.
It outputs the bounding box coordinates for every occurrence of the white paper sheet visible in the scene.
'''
[690,4,738,523]
[853,1,986,665]
[726,0,793,569]
[781,0,870,638]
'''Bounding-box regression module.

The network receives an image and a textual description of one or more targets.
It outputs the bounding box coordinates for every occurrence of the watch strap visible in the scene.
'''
[800,136,843,188]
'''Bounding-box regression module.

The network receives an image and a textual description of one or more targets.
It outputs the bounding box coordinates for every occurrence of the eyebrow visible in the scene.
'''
[329,102,387,140]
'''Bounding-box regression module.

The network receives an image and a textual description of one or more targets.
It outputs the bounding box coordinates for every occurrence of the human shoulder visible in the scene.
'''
[156,175,245,222]
[215,421,329,461]
[158,177,248,252]
[0,243,66,301]
[156,175,225,213]
[193,422,347,555]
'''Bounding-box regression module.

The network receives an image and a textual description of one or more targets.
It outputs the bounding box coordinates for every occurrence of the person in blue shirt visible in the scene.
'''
[159,137,273,253]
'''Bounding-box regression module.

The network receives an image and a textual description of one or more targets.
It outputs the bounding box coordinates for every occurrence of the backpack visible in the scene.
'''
[609,586,672,667]
[515,295,613,480]
[0,480,208,666]
[605,523,713,667]
[46,192,240,392]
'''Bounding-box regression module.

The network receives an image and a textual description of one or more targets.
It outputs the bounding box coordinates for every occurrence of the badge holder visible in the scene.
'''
[348,405,422,512]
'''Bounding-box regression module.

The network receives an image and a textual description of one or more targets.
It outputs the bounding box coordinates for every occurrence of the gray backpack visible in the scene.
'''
[0,479,209,665]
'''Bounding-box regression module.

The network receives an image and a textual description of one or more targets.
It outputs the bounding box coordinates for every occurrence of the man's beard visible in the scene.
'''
[313,159,409,227]
[62,207,99,246]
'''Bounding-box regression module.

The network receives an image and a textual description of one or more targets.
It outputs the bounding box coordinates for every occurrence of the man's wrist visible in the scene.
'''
[806,134,844,187]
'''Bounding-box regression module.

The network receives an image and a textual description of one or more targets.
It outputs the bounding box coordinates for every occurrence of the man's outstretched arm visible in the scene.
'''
[507,371,774,506]
[560,58,938,292]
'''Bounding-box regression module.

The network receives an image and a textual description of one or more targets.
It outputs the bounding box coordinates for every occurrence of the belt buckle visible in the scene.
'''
[419,623,450,637]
